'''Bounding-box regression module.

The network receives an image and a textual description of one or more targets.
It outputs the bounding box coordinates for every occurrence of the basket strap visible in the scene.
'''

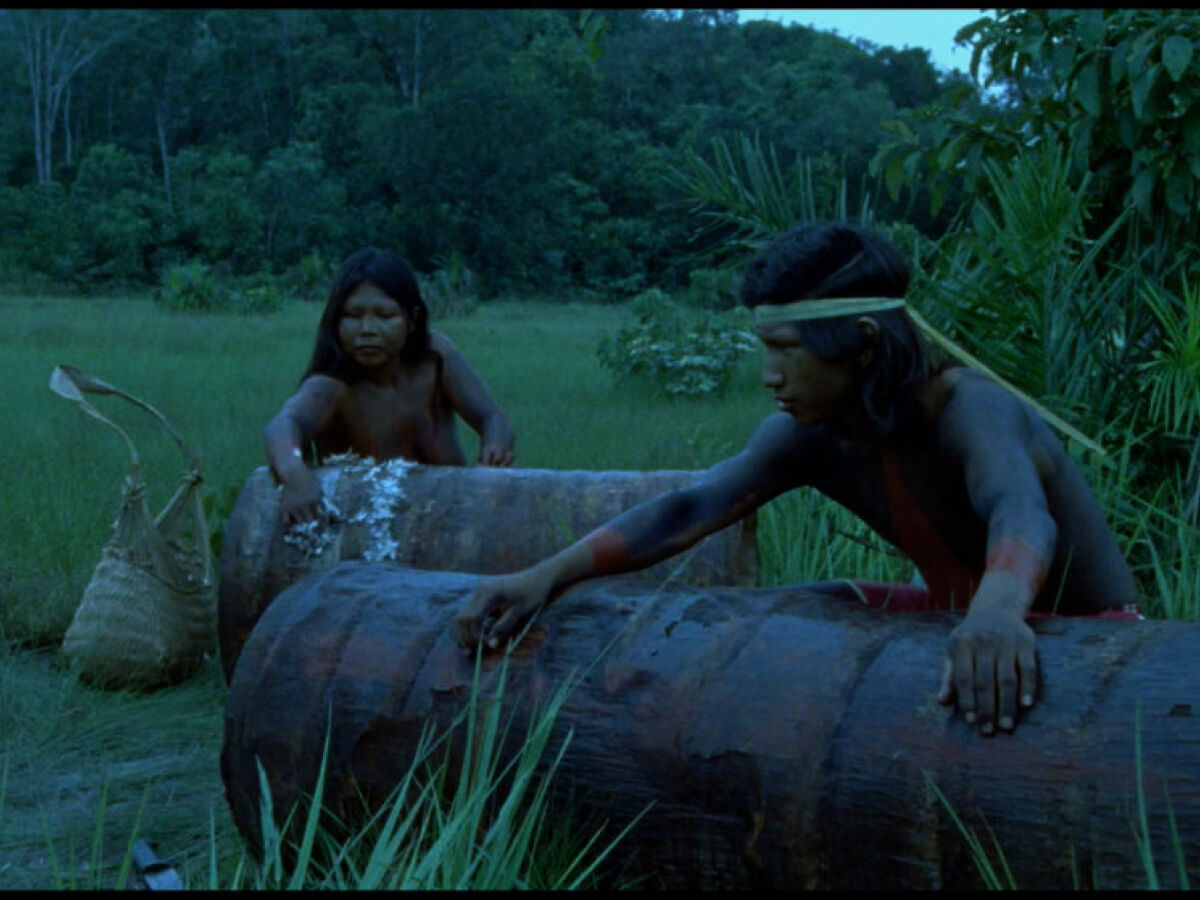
[50,365,141,466]
[51,365,212,578]
[49,364,200,468]
[155,466,213,584]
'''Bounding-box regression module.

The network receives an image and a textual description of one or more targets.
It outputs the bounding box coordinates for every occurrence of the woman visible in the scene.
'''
[264,247,514,526]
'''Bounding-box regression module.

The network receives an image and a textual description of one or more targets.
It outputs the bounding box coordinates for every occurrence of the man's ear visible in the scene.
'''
[855,316,880,367]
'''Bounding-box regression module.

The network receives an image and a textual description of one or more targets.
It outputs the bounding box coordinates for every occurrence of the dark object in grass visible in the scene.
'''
[221,561,1200,890]
[130,838,184,890]
[216,464,758,682]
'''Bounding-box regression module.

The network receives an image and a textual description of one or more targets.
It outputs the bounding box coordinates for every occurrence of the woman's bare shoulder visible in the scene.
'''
[296,372,348,398]
[428,330,459,354]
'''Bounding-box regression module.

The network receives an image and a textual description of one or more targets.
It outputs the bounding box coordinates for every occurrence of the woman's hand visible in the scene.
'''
[478,441,514,467]
[937,596,1037,736]
[453,568,555,651]
[279,470,325,526]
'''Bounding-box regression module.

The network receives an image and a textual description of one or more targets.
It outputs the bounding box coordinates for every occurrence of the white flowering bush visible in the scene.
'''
[597,288,757,397]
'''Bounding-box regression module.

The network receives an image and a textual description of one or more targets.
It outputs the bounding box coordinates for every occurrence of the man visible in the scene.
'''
[453,221,1139,737]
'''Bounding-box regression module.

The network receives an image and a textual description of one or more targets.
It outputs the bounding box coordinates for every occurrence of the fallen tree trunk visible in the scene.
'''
[217,463,757,680]
[221,561,1200,890]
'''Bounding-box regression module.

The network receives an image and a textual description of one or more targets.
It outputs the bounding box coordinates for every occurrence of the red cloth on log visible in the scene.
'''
[849,580,1143,621]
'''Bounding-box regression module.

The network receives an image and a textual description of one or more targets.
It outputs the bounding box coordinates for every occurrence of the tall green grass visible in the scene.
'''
[0,292,753,889]
[925,706,1193,891]
[231,650,647,890]
[0,294,769,645]
[5,640,643,890]
[0,644,234,889]
[2,292,1198,889]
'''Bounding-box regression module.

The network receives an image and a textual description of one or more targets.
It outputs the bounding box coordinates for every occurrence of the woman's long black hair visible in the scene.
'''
[303,247,433,383]
[741,221,945,438]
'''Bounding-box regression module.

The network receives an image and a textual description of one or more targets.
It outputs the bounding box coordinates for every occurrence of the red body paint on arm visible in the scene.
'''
[584,528,630,576]
[986,536,1048,597]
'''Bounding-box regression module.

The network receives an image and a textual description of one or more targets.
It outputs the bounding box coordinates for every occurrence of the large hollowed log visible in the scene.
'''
[217,464,757,681]
[221,561,1200,890]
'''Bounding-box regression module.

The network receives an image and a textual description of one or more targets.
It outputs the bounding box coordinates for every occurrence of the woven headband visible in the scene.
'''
[752,296,1106,456]
[753,297,906,324]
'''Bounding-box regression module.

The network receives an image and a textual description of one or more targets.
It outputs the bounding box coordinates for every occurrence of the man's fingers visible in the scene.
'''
[974,648,997,735]
[485,605,523,649]
[454,590,500,649]
[1018,644,1037,708]
[996,649,1020,732]
[936,658,954,706]
[951,644,976,724]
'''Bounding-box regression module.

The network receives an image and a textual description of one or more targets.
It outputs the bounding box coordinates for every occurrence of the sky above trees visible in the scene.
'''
[736,8,984,74]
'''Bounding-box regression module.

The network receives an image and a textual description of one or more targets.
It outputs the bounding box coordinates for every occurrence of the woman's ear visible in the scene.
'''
[855,315,880,367]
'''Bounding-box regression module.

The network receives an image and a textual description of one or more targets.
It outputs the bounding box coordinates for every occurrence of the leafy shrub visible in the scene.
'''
[232,272,286,314]
[597,288,757,397]
[296,252,334,301]
[420,250,479,319]
[156,263,285,314]
[681,266,742,310]
[156,262,221,311]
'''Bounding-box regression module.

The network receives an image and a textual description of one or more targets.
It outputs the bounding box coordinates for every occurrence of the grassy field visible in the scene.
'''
[0,292,795,889]
[0,292,1194,888]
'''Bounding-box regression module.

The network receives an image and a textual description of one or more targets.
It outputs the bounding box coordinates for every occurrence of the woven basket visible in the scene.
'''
[51,365,215,690]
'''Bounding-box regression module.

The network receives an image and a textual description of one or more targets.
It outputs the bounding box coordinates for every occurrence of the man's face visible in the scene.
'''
[756,321,861,429]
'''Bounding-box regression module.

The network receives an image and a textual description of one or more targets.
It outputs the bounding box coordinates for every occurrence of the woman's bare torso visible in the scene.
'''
[314,356,467,466]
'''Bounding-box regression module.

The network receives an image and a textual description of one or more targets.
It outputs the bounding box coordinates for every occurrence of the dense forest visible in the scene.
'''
[0,8,964,296]
[1,8,1198,551]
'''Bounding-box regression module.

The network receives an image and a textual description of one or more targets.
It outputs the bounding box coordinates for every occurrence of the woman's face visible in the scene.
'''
[756,320,864,432]
[337,282,410,367]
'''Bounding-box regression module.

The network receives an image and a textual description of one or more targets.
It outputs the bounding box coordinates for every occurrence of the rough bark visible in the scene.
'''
[217,464,758,681]
[222,561,1200,890]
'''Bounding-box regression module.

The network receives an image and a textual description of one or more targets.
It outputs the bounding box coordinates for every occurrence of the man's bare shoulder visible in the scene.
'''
[935,368,1038,446]
[734,412,839,478]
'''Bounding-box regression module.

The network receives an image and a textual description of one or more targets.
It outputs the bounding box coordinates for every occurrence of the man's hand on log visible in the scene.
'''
[454,570,553,651]
[937,602,1037,736]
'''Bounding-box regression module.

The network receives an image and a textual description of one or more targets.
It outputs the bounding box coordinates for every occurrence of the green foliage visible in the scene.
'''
[156,262,221,312]
[172,148,263,273]
[0,183,84,284]
[0,10,950,293]
[915,142,1135,415]
[681,266,742,310]
[155,263,284,314]
[72,144,166,285]
[673,133,876,267]
[252,141,347,270]
[232,272,286,315]
[1139,275,1200,439]
[283,251,335,304]
[874,9,1200,259]
[596,288,757,397]
[419,251,479,320]
[924,772,1018,890]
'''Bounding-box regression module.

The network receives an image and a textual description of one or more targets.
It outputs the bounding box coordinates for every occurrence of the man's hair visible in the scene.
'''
[741,220,943,437]
[304,247,434,383]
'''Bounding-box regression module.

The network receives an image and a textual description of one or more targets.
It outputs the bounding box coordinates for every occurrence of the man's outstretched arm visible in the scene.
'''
[452,413,813,649]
